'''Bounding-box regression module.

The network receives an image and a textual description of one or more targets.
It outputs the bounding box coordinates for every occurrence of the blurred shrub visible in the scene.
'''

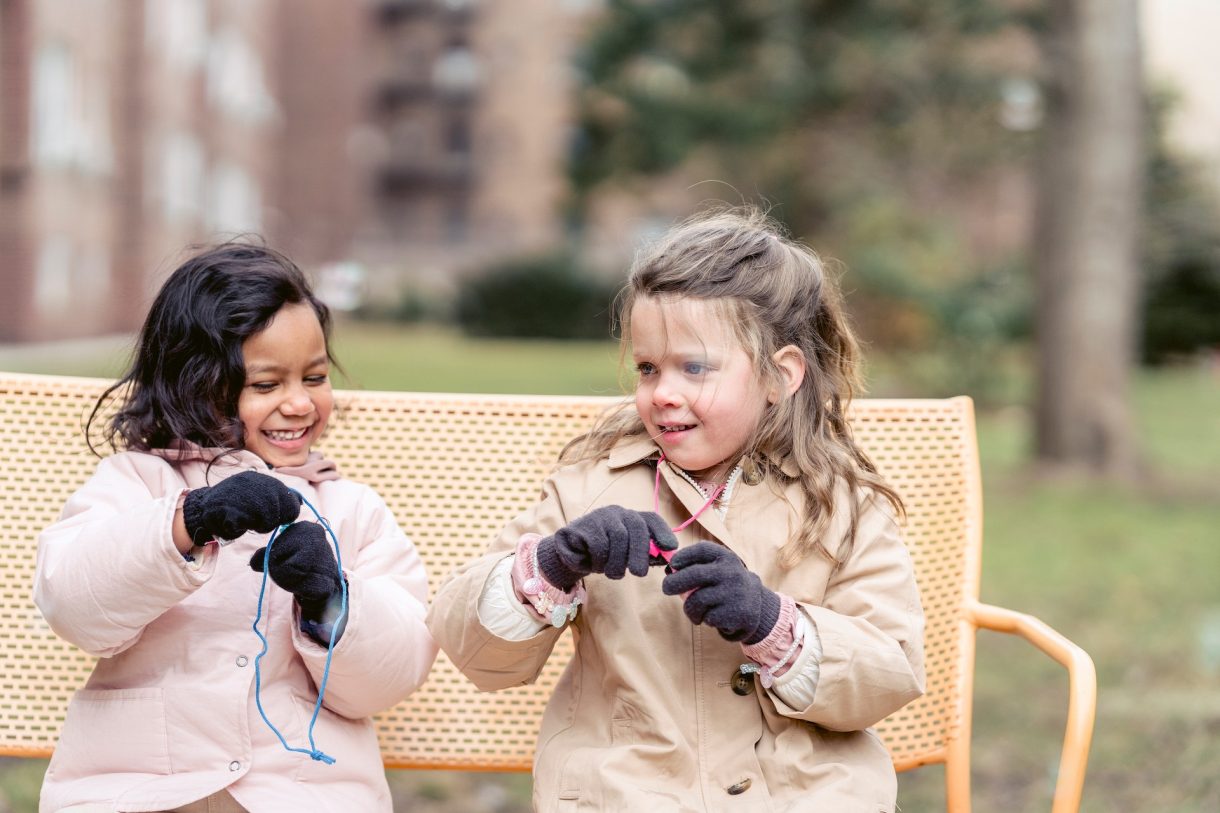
[1142,90,1220,364]
[350,285,449,324]
[1143,255,1220,364]
[455,252,617,339]
[830,191,1031,403]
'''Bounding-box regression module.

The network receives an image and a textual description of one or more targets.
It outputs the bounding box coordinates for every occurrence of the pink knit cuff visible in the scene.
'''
[511,533,586,626]
[510,533,545,603]
[741,594,801,677]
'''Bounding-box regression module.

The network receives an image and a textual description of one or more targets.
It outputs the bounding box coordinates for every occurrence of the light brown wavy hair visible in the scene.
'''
[563,205,903,567]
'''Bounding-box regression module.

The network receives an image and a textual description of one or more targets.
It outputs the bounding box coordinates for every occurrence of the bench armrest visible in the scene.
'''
[965,600,1097,813]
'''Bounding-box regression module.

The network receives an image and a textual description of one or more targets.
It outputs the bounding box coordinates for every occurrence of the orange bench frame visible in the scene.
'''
[0,372,1095,811]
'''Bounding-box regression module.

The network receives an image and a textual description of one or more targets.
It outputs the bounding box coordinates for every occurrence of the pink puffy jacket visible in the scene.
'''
[34,444,437,812]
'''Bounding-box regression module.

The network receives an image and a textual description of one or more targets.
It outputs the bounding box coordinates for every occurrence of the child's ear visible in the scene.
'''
[769,345,806,404]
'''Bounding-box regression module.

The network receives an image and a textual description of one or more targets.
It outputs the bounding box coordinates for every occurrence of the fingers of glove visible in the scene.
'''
[232,472,302,533]
[640,512,678,552]
[679,588,712,626]
[667,540,735,571]
[249,546,269,572]
[269,482,304,526]
[682,580,755,638]
[207,472,301,535]
[681,581,738,626]
[619,510,654,578]
[662,559,731,596]
[264,522,340,601]
[597,515,632,579]
[555,507,613,568]
[268,521,330,569]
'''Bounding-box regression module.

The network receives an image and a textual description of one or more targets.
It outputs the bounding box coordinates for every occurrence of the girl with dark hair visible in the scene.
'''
[34,243,437,813]
[428,206,925,811]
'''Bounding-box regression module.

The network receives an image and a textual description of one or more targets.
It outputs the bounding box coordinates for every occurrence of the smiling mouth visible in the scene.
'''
[659,424,695,433]
[264,427,310,442]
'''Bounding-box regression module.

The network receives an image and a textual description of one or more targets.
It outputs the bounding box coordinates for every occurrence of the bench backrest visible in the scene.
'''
[0,372,980,772]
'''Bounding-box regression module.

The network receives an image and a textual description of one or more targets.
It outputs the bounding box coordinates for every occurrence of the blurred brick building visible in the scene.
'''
[0,0,594,342]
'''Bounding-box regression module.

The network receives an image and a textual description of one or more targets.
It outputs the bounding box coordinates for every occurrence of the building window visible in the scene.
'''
[432,43,480,96]
[159,132,205,222]
[37,238,110,318]
[146,0,208,70]
[31,42,112,173]
[31,43,76,167]
[206,162,262,235]
[445,117,471,157]
[35,235,73,314]
[206,27,275,124]
[445,199,469,243]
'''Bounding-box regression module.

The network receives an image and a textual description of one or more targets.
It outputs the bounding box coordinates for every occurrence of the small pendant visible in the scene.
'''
[550,606,568,628]
[523,577,542,595]
[760,670,775,690]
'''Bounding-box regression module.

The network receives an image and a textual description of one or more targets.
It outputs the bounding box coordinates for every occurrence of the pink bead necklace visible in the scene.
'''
[648,453,726,565]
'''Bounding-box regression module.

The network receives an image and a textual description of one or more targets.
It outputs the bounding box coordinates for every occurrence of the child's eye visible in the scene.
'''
[635,362,656,377]
[305,374,329,386]
[249,381,278,393]
[683,362,708,376]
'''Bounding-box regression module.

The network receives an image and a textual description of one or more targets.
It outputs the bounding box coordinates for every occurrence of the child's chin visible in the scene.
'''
[276,452,310,467]
[258,446,310,468]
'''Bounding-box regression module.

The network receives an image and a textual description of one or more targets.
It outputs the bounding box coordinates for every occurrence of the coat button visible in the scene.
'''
[229,760,241,772]
[730,667,755,696]
[726,778,752,795]
[236,655,249,667]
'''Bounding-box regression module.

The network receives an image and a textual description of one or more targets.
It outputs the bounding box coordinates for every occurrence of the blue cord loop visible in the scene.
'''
[251,491,347,765]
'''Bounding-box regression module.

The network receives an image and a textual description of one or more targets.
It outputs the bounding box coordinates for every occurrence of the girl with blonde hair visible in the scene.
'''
[429,206,924,811]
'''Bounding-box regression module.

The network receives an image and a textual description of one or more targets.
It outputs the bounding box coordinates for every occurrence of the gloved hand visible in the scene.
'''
[536,505,678,591]
[182,470,301,544]
[249,521,343,622]
[661,541,781,644]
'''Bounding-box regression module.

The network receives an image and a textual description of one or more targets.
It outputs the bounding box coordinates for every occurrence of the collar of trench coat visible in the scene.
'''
[605,434,802,546]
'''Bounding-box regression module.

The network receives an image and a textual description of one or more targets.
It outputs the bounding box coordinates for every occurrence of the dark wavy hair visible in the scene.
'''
[88,242,336,455]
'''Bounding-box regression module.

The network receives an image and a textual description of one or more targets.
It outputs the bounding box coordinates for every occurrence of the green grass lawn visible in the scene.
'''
[898,362,1220,812]
[2,322,1218,811]
[329,321,627,396]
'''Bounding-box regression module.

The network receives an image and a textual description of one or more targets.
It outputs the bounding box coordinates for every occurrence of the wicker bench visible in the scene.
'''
[0,371,1095,811]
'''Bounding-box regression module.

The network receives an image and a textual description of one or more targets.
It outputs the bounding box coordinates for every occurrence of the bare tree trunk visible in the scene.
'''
[1032,0,1144,477]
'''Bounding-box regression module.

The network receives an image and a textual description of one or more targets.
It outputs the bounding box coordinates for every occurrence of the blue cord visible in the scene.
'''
[250,492,347,764]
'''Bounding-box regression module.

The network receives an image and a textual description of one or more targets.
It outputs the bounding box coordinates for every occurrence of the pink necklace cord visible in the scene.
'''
[649,453,726,563]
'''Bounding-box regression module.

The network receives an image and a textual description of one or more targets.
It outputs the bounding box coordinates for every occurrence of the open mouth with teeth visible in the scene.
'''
[264,426,310,443]
[659,424,695,434]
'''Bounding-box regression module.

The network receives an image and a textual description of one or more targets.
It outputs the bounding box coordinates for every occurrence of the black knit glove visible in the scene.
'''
[182,471,302,544]
[661,541,781,644]
[536,505,678,591]
[249,521,344,623]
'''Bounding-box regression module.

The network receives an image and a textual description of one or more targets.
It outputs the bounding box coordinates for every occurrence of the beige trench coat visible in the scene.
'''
[428,437,925,812]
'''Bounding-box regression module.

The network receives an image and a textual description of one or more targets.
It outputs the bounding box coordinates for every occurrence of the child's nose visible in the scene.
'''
[652,375,683,407]
[280,388,315,416]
